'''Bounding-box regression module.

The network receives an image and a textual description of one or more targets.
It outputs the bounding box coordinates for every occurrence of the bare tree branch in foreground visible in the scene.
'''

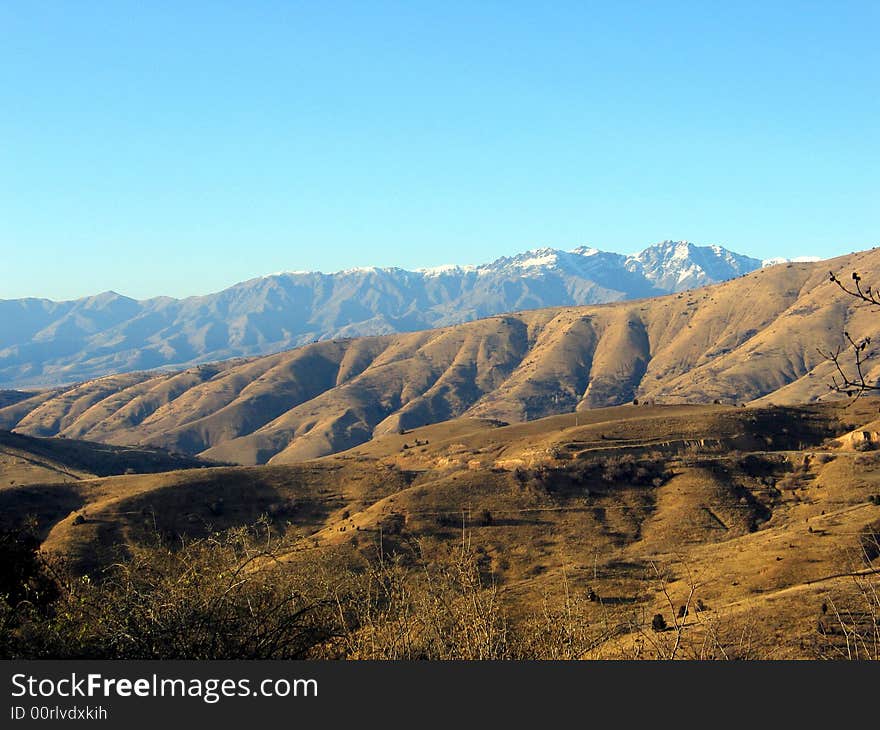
[819,271,880,400]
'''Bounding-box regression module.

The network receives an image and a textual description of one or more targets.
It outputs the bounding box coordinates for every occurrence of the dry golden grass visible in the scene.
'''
[3,397,879,658]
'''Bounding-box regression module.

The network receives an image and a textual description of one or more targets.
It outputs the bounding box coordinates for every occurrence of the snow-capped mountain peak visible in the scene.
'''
[623,240,760,291]
[509,248,560,269]
[569,245,600,257]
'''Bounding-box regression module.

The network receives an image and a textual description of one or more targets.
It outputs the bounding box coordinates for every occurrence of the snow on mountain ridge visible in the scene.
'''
[417,263,478,277]
[261,240,763,297]
[263,240,758,286]
[761,256,822,268]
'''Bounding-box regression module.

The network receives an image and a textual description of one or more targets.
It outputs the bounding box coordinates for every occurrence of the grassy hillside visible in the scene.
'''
[0,426,216,538]
[3,398,879,658]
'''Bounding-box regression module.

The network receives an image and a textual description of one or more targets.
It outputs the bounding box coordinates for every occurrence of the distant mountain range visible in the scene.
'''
[0,249,864,464]
[0,240,812,388]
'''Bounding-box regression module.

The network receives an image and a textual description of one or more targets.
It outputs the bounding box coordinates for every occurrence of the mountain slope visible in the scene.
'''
[0,427,212,490]
[0,241,759,387]
[1,248,876,465]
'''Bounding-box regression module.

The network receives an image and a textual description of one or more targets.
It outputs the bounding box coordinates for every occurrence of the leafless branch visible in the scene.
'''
[822,271,880,399]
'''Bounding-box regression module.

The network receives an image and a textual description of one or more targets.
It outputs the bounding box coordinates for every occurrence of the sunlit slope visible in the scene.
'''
[2,249,879,464]
[6,400,879,657]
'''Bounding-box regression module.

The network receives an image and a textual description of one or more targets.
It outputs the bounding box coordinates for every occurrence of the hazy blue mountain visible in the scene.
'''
[1,240,762,387]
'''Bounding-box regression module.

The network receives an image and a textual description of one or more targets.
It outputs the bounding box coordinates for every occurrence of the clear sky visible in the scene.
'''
[1,1,877,301]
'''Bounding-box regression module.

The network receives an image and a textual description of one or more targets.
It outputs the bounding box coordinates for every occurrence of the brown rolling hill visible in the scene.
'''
[0,428,215,560]
[0,428,214,491]
[4,398,879,658]
[2,249,880,466]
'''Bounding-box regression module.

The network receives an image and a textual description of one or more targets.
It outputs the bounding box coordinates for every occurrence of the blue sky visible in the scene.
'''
[1,1,877,300]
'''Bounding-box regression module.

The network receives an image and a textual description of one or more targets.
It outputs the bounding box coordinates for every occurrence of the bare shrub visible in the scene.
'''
[328,543,514,660]
[600,454,671,485]
[6,520,337,659]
